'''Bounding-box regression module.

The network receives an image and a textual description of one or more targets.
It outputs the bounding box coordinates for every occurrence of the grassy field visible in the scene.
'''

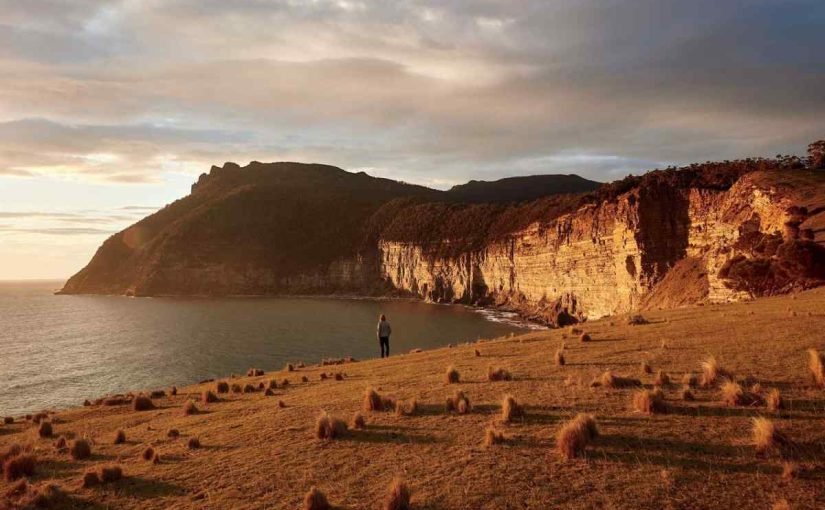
[2,289,825,509]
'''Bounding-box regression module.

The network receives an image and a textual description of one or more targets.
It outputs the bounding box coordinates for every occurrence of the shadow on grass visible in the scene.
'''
[116,476,187,499]
[343,428,438,445]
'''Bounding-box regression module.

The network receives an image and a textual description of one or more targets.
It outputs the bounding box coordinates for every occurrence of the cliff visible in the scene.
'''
[61,157,825,325]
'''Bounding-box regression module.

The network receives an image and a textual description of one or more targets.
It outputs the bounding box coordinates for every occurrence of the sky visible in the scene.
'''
[1,1,824,280]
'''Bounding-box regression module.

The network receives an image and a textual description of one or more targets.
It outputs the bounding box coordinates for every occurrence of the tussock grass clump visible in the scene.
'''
[285,363,294,372]
[772,499,791,510]
[627,314,648,325]
[682,373,698,388]
[231,383,243,393]
[258,382,265,390]
[264,388,275,396]
[70,439,91,460]
[555,350,565,366]
[445,391,471,414]
[152,452,161,464]
[201,390,219,404]
[216,381,230,393]
[315,412,348,440]
[334,373,344,381]
[114,430,126,444]
[474,348,481,357]
[242,384,256,394]
[31,412,48,424]
[501,395,524,423]
[282,379,290,387]
[320,373,328,380]
[1,444,23,463]
[721,380,762,407]
[484,426,506,447]
[268,379,278,390]
[5,479,27,497]
[363,388,394,412]
[752,417,788,454]
[654,370,670,387]
[132,395,155,411]
[579,333,591,342]
[247,368,264,377]
[301,376,309,383]
[590,371,641,388]
[149,390,166,398]
[556,414,598,460]
[632,388,667,414]
[487,366,513,382]
[170,386,177,396]
[54,436,67,450]
[3,417,13,424]
[681,388,695,401]
[352,413,366,429]
[167,429,180,438]
[23,483,66,507]
[187,437,201,449]
[99,465,123,483]
[700,356,731,388]
[37,421,53,438]
[782,462,799,480]
[82,470,100,488]
[766,388,784,412]
[278,400,286,408]
[142,447,155,461]
[395,399,418,417]
[3,453,35,481]
[445,366,460,384]
[304,486,330,510]
[807,348,825,388]
[182,400,199,415]
[641,361,652,374]
[384,478,411,510]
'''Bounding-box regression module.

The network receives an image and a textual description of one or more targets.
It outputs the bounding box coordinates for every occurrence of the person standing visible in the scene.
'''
[377,314,392,358]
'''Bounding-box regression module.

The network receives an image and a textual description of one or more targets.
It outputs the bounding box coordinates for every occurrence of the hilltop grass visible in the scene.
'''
[0,289,824,509]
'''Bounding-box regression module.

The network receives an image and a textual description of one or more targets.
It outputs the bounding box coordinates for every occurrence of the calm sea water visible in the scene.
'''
[0,280,529,416]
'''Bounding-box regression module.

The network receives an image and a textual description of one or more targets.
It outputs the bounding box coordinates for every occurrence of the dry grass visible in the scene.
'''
[632,388,667,414]
[304,486,330,510]
[682,372,698,388]
[579,333,591,342]
[483,426,506,447]
[700,356,731,388]
[315,412,348,440]
[590,371,641,388]
[2,417,12,425]
[37,421,53,438]
[445,366,460,384]
[807,348,825,388]
[69,439,91,460]
[187,437,201,449]
[114,429,126,444]
[3,454,35,481]
[182,400,199,416]
[216,381,230,393]
[556,414,598,460]
[555,350,565,366]
[501,395,524,423]
[201,390,219,404]
[132,395,155,411]
[352,413,366,429]
[384,478,411,510]
[654,370,670,387]
[680,388,695,401]
[99,465,123,483]
[766,388,784,412]
[641,361,652,374]
[142,447,155,461]
[474,348,481,357]
[782,462,799,480]
[445,391,471,414]
[394,399,418,417]
[82,470,100,488]
[2,288,825,509]
[752,417,788,454]
[720,380,762,407]
[363,387,394,412]
[487,366,513,382]
[167,429,180,438]
[772,499,791,510]
[22,483,66,507]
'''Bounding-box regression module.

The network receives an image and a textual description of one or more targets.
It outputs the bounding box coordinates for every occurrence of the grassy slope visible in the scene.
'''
[2,290,825,509]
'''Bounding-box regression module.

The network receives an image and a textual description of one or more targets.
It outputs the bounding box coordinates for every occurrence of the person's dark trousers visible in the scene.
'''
[379,336,390,358]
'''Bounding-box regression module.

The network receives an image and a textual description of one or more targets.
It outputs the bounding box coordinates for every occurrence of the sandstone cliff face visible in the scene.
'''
[61,159,825,325]
[378,172,823,323]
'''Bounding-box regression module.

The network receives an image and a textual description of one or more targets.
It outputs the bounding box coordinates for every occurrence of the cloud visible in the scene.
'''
[0,0,822,187]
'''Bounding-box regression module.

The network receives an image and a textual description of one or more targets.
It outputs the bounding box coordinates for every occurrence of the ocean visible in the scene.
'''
[0,280,531,416]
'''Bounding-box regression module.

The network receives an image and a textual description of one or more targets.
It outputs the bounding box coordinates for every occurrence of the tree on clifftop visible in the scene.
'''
[809,140,825,169]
